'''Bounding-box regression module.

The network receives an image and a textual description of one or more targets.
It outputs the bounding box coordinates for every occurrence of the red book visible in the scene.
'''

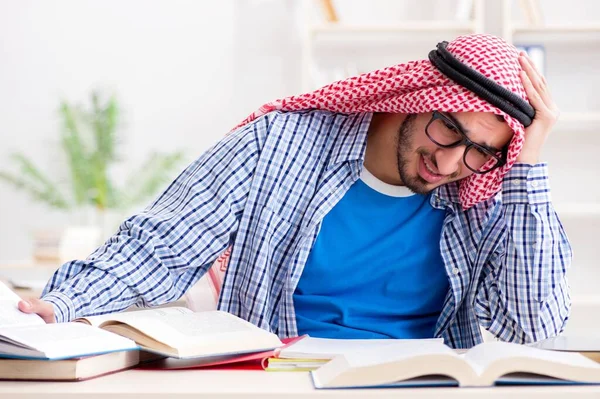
[139,336,306,371]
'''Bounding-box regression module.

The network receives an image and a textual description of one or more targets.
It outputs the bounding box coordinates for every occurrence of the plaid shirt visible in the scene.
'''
[42,110,572,348]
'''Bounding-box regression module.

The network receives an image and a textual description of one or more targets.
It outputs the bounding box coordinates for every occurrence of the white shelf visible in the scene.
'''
[512,24,600,34]
[559,112,600,123]
[501,0,600,42]
[553,112,600,133]
[554,203,600,217]
[571,295,600,306]
[309,21,476,35]
[300,0,486,90]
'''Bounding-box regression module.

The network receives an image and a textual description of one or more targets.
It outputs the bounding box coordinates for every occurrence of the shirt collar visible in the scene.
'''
[327,112,373,169]
[431,182,461,210]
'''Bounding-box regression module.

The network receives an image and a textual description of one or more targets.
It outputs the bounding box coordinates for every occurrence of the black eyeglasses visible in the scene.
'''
[424,111,508,174]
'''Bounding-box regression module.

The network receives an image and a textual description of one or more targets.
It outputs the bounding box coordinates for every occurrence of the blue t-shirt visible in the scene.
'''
[294,167,449,339]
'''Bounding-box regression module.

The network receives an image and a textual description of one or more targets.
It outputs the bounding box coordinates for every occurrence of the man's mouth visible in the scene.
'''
[418,154,445,184]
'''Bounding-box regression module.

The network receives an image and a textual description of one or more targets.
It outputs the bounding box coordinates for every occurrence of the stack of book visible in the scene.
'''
[3,277,600,386]
[0,280,284,380]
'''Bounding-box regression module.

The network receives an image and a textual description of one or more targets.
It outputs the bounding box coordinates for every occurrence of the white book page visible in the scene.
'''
[0,322,137,359]
[100,310,268,348]
[280,337,444,359]
[0,280,45,327]
[341,341,455,368]
[464,341,600,377]
[80,306,193,327]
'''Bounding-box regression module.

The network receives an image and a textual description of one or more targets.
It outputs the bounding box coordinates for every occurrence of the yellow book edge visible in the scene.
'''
[263,357,329,372]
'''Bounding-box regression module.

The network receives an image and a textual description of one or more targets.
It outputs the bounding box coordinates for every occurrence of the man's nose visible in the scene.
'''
[435,146,464,176]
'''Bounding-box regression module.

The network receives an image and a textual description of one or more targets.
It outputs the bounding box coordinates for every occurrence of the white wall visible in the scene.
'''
[0,0,309,263]
[1,0,599,279]
[0,0,229,261]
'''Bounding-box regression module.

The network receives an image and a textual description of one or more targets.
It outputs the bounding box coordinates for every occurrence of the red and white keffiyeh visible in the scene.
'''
[233,34,529,210]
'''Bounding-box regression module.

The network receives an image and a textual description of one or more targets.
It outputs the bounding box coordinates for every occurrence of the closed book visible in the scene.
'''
[0,351,139,381]
[139,336,305,370]
[263,336,443,372]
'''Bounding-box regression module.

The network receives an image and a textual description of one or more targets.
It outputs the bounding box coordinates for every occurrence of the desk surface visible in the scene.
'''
[0,369,599,399]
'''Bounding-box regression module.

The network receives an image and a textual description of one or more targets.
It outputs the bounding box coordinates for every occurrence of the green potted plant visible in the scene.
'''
[0,92,184,262]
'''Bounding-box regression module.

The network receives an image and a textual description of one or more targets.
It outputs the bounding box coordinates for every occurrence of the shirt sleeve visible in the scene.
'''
[42,117,269,322]
[474,162,573,343]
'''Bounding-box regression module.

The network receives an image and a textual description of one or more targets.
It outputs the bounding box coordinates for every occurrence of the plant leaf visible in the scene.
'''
[0,155,69,209]
[60,101,93,206]
[92,92,118,162]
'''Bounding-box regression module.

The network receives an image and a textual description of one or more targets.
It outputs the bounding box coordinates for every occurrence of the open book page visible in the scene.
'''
[279,337,444,360]
[341,340,455,368]
[311,341,471,388]
[312,341,600,389]
[0,281,45,327]
[0,323,138,360]
[463,341,600,385]
[77,306,193,328]
[86,309,281,353]
[465,341,600,374]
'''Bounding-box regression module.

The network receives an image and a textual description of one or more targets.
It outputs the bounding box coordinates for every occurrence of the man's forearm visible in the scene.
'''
[42,259,140,322]
[41,220,207,322]
[40,118,266,322]
[476,163,572,343]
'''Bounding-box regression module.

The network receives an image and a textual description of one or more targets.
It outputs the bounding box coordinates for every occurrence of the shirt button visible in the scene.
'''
[531,181,539,187]
[452,267,460,275]
[512,179,521,185]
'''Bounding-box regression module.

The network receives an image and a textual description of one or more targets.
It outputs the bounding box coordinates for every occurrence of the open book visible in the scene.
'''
[76,307,284,359]
[0,281,138,360]
[0,281,282,360]
[312,340,600,388]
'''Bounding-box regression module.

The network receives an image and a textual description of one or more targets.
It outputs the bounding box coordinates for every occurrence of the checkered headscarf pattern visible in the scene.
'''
[234,34,528,209]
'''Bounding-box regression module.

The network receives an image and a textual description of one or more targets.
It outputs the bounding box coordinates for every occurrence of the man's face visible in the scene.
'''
[396,112,514,194]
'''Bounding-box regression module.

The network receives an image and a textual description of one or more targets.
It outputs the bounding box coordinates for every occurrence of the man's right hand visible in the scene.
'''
[18,298,56,323]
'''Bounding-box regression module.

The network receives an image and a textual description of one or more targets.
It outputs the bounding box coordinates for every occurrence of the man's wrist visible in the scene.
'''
[42,291,76,323]
[502,162,552,205]
[515,150,540,165]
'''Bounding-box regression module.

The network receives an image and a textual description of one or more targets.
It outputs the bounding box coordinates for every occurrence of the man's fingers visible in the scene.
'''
[520,70,544,110]
[519,55,554,106]
[520,70,560,128]
[17,299,33,313]
[18,297,56,323]
[519,54,544,85]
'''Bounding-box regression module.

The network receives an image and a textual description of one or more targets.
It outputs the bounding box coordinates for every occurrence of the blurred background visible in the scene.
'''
[0,0,599,336]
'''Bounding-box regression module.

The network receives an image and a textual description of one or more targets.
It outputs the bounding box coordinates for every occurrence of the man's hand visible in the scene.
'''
[517,52,560,165]
[18,298,56,323]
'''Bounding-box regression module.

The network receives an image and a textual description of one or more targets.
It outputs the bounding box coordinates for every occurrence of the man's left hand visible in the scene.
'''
[516,52,560,165]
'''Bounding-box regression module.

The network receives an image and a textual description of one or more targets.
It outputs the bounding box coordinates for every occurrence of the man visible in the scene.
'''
[19,34,570,349]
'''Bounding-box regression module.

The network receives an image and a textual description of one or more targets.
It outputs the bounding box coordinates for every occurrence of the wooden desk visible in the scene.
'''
[0,369,599,398]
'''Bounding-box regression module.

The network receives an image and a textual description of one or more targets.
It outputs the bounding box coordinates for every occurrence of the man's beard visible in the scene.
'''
[396,114,434,195]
